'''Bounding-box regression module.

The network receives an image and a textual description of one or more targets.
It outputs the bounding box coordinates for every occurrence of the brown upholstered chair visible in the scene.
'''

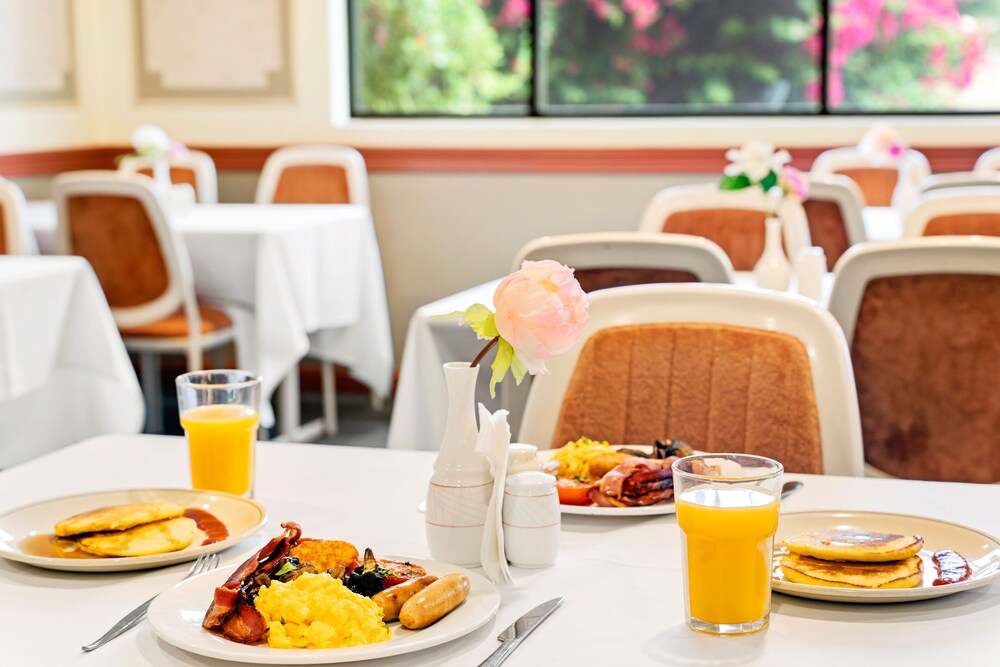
[802,174,866,271]
[52,171,235,432]
[903,188,1000,238]
[0,177,39,254]
[513,232,735,289]
[812,146,930,208]
[638,184,811,271]
[829,238,1000,482]
[119,150,218,203]
[519,284,864,476]
[254,144,372,436]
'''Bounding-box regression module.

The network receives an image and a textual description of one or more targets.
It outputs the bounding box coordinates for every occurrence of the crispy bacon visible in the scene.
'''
[598,457,678,506]
[202,521,302,640]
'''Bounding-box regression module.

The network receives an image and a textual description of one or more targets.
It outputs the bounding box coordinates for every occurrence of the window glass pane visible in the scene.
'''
[829,0,1000,112]
[537,0,821,115]
[351,0,531,116]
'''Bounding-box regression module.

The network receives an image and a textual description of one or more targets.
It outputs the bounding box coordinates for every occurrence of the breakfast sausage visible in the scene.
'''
[398,573,470,629]
[371,575,437,621]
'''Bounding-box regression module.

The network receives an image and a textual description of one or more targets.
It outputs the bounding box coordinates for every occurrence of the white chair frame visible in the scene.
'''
[0,177,39,254]
[811,146,931,209]
[902,187,1000,238]
[255,144,370,206]
[118,150,219,204]
[255,144,372,438]
[518,284,865,476]
[974,147,1000,172]
[53,171,234,431]
[804,173,868,246]
[513,232,735,284]
[919,171,1000,195]
[638,183,812,261]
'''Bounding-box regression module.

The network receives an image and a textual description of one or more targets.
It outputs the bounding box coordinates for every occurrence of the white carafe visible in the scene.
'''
[425,362,494,566]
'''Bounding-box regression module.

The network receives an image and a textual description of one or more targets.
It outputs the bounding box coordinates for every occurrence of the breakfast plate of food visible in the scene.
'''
[0,488,267,572]
[771,511,1000,603]
[147,522,501,664]
[543,437,693,516]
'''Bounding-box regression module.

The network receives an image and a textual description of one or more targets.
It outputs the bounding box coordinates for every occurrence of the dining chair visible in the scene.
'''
[637,183,811,271]
[518,284,864,476]
[0,177,39,255]
[801,173,867,271]
[255,144,372,436]
[902,187,1000,238]
[118,150,219,203]
[52,171,236,432]
[919,171,1000,195]
[513,232,735,288]
[974,147,1000,172]
[811,146,931,208]
[828,237,1000,483]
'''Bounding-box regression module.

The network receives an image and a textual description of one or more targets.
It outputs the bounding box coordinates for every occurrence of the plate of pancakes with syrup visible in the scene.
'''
[772,511,1000,603]
[0,488,267,572]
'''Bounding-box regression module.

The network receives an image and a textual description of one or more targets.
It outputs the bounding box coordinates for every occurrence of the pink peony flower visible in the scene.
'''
[781,166,809,202]
[493,260,589,375]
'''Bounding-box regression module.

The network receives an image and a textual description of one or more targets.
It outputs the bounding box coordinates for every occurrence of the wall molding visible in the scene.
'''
[0,145,988,177]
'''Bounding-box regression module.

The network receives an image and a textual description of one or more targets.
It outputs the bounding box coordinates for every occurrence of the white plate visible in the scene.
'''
[0,488,267,572]
[772,511,1000,603]
[148,558,500,664]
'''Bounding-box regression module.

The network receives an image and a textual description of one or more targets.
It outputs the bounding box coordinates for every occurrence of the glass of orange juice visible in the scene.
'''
[673,453,783,636]
[176,370,261,497]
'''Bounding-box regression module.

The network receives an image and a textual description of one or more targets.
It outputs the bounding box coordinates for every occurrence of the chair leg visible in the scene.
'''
[321,362,338,436]
[139,352,163,434]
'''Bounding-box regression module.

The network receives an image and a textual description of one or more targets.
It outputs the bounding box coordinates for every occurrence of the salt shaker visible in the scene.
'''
[502,471,560,568]
[795,246,826,302]
[506,443,542,476]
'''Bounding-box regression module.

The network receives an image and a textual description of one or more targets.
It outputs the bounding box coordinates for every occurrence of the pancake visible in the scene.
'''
[782,529,923,562]
[76,517,197,557]
[55,502,186,537]
[779,552,923,589]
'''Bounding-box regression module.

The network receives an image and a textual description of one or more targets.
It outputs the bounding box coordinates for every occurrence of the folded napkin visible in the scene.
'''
[475,403,513,586]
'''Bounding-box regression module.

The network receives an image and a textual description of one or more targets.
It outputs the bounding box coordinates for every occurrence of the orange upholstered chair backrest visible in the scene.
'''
[850,273,1000,483]
[64,194,171,308]
[835,167,898,207]
[271,165,351,204]
[659,208,767,271]
[573,267,698,292]
[136,166,200,198]
[922,213,1000,237]
[802,199,850,271]
[550,322,824,474]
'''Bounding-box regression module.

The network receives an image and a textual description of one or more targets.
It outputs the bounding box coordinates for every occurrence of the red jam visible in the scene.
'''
[183,508,229,545]
[931,549,971,586]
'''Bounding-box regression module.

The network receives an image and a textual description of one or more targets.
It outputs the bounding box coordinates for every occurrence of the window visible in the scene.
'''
[350,0,1000,116]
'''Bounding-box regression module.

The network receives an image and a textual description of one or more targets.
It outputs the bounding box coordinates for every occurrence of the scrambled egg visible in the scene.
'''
[550,436,615,480]
[253,573,391,649]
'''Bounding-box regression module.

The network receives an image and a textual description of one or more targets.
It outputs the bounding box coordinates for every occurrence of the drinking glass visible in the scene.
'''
[673,453,783,636]
[176,370,261,497]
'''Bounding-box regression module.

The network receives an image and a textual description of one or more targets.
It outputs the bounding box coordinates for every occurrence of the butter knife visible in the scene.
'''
[478,597,564,667]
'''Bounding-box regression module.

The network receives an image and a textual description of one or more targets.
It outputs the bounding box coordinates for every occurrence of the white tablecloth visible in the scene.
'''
[27,202,394,428]
[861,206,903,241]
[1,434,997,665]
[0,257,143,467]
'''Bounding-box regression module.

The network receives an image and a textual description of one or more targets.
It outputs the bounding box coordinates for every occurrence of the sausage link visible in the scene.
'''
[398,573,470,629]
[371,575,437,621]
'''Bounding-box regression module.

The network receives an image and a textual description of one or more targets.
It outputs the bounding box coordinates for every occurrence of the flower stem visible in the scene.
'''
[470,336,500,368]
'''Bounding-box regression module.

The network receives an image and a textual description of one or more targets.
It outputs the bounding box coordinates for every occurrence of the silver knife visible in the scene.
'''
[478,597,564,667]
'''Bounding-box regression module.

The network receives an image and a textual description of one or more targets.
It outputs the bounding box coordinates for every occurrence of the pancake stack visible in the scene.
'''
[54,502,197,557]
[779,529,924,589]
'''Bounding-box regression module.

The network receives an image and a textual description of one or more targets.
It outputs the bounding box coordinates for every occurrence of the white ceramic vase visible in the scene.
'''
[425,362,494,566]
[754,217,791,291]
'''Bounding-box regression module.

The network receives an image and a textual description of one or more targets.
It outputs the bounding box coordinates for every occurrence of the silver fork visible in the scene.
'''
[81,552,221,652]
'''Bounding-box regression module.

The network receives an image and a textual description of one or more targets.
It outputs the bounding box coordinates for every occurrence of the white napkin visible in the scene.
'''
[475,403,513,585]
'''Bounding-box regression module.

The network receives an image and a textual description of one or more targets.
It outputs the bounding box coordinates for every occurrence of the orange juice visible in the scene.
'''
[676,487,779,629]
[180,404,259,496]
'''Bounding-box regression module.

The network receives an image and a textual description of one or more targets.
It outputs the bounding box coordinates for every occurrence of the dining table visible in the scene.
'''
[0,256,143,468]
[1,433,997,665]
[25,201,394,437]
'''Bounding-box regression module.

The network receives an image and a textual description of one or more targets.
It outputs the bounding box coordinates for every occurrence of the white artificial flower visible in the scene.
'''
[725,141,783,182]
[131,124,170,156]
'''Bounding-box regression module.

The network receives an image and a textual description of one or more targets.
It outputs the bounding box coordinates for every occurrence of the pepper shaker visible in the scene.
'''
[502,471,560,568]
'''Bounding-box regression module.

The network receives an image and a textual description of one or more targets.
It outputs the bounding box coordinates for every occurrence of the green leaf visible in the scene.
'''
[719,174,751,190]
[273,561,295,578]
[510,353,528,384]
[431,304,497,340]
[759,171,779,191]
[489,339,515,398]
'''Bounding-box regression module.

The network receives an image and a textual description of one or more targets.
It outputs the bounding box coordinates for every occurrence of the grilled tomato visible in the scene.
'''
[376,559,427,587]
[556,478,594,506]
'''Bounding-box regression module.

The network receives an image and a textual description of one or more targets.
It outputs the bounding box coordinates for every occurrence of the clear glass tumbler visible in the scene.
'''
[176,370,261,497]
[673,454,783,636]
